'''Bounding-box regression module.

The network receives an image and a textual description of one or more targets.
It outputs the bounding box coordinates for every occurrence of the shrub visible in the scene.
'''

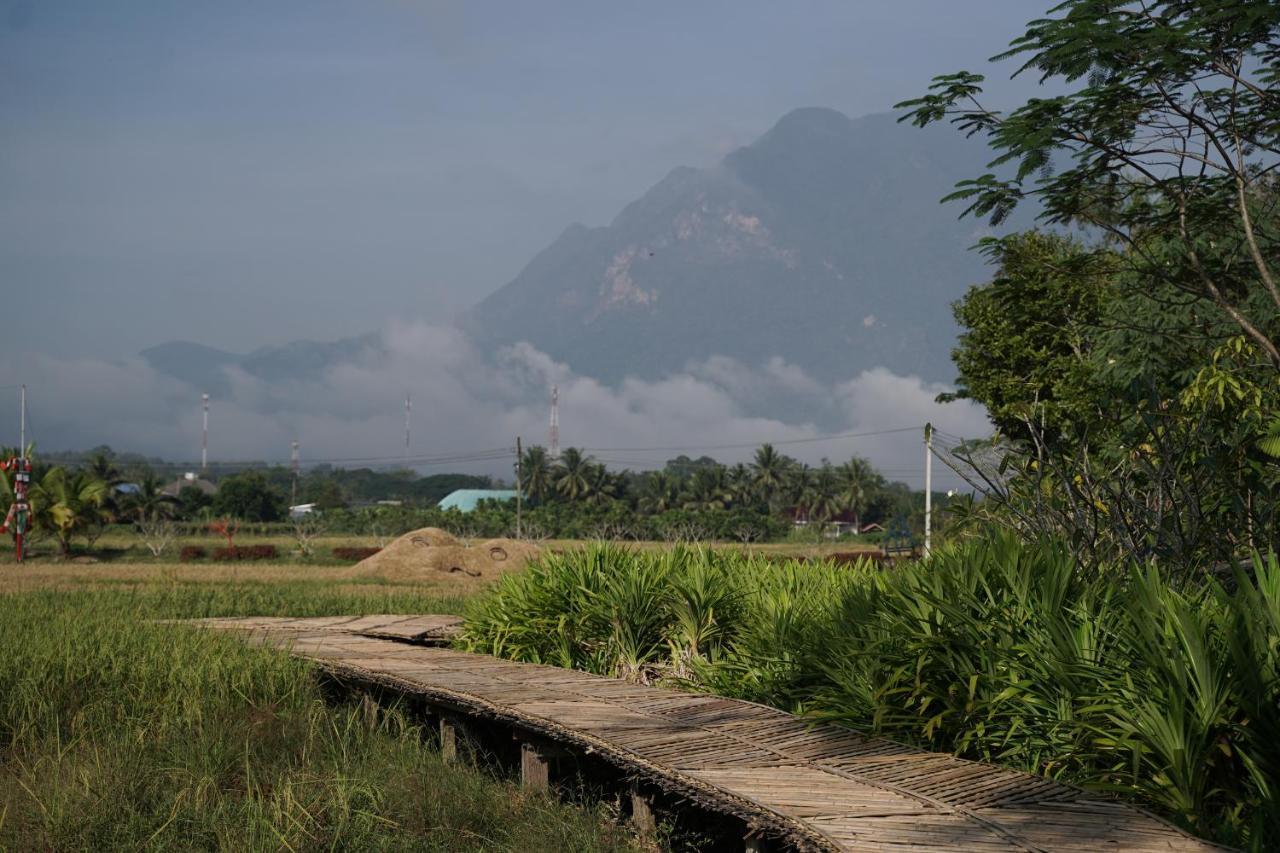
[178,545,207,562]
[211,544,278,561]
[332,546,381,562]
[459,537,1280,846]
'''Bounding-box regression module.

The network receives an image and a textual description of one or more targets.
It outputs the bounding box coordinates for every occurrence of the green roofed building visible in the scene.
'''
[436,489,519,512]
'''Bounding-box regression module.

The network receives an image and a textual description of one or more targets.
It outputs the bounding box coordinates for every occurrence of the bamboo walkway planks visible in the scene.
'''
[189,615,1227,853]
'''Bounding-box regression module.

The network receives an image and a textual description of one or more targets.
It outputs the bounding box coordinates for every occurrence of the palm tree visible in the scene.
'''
[727,463,755,508]
[519,445,555,503]
[583,463,620,507]
[837,456,882,533]
[123,473,177,523]
[682,466,732,511]
[799,464,841,539]
[639,471,681,513]
[29,467,109,557]
[750,444,790,509]
[554,447,594,501]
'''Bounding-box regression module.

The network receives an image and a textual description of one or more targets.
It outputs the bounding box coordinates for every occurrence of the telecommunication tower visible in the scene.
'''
[201,393,209,471]
[405,394,412,451]
[548,385,560,458]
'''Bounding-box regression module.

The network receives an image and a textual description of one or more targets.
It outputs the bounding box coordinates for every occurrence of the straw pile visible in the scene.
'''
[352,527,541,582]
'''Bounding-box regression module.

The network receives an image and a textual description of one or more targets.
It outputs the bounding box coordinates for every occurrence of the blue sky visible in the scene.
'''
[1,0,1044,359]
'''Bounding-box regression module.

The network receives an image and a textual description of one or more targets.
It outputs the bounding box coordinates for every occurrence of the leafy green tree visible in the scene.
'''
[554,448,594,501]
[29,467,108,556]
[836,456,883,532]
[519,445,555,503]
[122,473,177,523]
[898,0,1280,367]
[946,231,1109,444]
[176,485,212,520]
[211,471,286,522]
[750,444,791,509]
[681,466,732,512]
[639,471,681,514]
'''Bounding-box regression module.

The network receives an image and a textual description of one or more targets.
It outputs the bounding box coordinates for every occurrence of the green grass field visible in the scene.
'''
[0,562,643,852]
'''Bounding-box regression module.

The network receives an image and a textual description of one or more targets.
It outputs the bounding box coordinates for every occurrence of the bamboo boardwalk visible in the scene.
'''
[190,615,1226,853]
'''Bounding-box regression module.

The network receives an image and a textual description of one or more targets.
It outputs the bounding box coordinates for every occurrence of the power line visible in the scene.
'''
[581,425,922,454]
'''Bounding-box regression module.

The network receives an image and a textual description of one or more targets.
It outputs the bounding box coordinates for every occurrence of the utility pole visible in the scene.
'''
[515,436,523,540]
[201,393,210,472]
[290,440,300,507]
[923,422,933,558]
[18,384,25,455]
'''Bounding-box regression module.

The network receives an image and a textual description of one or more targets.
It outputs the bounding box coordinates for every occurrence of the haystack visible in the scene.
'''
[352,527,540,582]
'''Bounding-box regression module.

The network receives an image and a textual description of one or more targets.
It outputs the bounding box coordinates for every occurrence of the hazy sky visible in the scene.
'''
[2,0,1045,360]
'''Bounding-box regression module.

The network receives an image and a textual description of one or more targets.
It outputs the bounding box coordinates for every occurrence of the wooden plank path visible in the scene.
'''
[188,615,1226,853]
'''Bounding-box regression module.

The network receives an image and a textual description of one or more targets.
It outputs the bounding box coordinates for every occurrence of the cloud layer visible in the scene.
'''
[1,323,989,490]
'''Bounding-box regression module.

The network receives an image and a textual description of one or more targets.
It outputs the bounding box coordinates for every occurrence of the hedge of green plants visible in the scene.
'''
[458,537,1280,847]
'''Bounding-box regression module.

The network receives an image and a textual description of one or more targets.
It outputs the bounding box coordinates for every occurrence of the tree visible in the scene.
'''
[898,1,1280,368]
[946,231,1110,445]
[176,485,212,520]
[681,466,732,512]
[801,463,842,528]
[122,473,177,523]
[639,471,681,514]
[554,448,594,501]
[29,467,108,556]
[519,445,555,503]
[211,471,285,522]
[750,444,791,509]
[837,456,883,532]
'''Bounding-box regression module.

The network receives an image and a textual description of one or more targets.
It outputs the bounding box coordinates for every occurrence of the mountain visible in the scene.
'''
[460,108,1007,384]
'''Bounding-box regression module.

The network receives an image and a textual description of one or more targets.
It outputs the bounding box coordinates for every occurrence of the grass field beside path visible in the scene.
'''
[0,563,642,852]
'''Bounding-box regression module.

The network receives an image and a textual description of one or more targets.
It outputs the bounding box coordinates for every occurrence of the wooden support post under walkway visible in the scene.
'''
[628,784,657,836]
[185,615,1234,853]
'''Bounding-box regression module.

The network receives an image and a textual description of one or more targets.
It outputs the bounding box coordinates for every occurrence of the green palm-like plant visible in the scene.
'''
[519,445,555,503]
[837,456,883,532]
[750,444,790,509]
[29,466,109,557]
[123,473,177,523]
[554,448,593,501]
[681,466,732,512]
[639,471,680,513]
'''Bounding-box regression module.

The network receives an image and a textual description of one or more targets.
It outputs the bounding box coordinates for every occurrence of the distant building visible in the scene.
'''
[437,489,519,513]
[161,472,217,498]
[289,503,317,519]
[115,483,141,496]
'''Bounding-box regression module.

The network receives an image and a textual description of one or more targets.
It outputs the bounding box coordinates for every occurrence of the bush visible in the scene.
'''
[332,546,381,562]
[459,537,1280,847]
[178,545,207,562]
[211,544,278,561]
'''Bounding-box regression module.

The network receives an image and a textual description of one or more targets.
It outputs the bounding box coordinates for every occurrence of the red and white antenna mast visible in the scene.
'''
[404,394,412,452]
[201,393,209,472]
[548,385,560,458]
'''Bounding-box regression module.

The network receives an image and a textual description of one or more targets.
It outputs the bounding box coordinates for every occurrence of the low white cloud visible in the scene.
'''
[0,324,988,490]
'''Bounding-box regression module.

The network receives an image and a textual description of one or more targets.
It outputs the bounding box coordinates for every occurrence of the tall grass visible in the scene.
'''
[458,538,1280,847]
[0,584,638,852]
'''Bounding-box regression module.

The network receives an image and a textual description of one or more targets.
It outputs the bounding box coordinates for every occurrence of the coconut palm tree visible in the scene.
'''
[583,463,620,507]
[519,445,555,504]
[682,466,732,511]
[727,463,755,508]
[750,444,791,509]
[801,463,842,535]
[29,467,109,557]
[837,456,882,533]
[122,473,177,523]
[639,471,681,513]
[554,447,594,501]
